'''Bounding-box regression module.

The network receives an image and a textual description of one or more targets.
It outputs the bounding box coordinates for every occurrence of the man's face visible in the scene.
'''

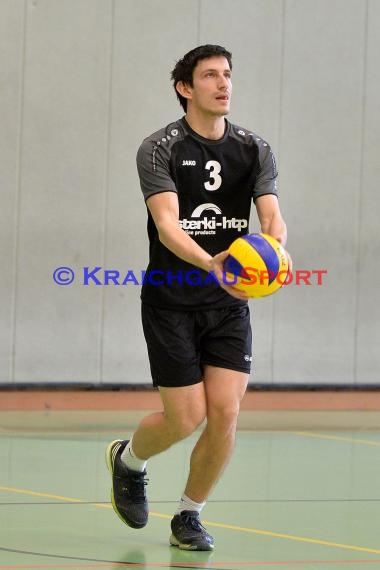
[186,56,232,116]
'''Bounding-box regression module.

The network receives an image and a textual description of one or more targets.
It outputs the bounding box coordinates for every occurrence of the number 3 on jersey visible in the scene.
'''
[204,160,222,191]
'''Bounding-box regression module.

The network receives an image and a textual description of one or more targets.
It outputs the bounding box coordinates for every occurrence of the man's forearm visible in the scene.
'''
[261,214,287,246]
[157,221,213,273]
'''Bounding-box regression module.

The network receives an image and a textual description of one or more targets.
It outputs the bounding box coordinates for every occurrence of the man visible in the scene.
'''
[106,44,289,551]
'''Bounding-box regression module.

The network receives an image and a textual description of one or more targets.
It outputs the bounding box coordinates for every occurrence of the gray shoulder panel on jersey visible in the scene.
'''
[136,120,185,201]
[229,123,279,201]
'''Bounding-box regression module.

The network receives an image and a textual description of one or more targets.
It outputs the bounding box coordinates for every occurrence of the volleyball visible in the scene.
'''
[223,233,289,297]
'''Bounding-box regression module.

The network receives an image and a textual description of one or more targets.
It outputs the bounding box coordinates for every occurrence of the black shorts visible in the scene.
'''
[141,303,252,388]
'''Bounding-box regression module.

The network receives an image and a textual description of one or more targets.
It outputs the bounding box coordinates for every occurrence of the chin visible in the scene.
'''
[212,108,230,117]
[219,104,230,115]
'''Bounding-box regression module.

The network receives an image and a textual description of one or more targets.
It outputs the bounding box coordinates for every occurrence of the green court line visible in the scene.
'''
[1,485,380,556]
[292,432,380,446]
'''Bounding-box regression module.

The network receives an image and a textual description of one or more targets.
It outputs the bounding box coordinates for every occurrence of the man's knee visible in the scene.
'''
[206,402,240,432]
[178,416,205,440]
[167,407,206,441]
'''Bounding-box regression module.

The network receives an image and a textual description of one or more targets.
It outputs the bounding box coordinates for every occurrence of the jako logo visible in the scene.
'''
[182,160,196,166]
[179,203,248,237]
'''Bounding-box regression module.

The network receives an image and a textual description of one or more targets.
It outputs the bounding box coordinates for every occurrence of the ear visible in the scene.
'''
[176,80,193,102]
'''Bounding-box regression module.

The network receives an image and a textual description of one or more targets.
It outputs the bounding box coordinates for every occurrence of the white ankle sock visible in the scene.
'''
[175,493,206,515]
[120,439,147,473]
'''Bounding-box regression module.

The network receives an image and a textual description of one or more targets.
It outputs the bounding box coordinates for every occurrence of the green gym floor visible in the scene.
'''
[1,409,380,569]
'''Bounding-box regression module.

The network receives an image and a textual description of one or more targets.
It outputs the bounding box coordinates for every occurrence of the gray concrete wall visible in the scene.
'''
[1,0,379,386]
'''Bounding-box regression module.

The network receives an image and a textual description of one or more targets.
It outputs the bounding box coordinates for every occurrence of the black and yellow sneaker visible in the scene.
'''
[105,439,148,529]
[170,510,214,551]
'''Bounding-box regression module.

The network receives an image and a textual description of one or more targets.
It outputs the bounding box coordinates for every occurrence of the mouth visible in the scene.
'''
[215,94,230,102]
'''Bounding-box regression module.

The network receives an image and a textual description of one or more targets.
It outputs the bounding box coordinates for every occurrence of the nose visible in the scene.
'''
[218,74,230,90]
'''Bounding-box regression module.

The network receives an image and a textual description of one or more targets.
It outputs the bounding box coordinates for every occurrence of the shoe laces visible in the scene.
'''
[180,511,206,533]
[122,472,148,503]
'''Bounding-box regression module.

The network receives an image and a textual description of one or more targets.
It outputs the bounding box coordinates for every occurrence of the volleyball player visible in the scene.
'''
[106,44,289,551]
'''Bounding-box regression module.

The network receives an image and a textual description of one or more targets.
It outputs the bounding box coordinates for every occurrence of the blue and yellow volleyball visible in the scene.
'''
[223,233,289,297]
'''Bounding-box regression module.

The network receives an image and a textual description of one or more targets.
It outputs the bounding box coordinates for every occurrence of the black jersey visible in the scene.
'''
[136,117,278,309]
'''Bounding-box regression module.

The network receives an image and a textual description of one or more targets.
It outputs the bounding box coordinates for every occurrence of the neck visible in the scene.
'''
[184,110,226,140]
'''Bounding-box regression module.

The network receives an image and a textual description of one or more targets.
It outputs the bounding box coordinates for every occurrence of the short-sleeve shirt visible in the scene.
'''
[136,117,278,310]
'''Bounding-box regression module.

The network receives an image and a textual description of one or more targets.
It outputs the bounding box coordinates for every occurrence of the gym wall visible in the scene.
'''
[1,0,379,387]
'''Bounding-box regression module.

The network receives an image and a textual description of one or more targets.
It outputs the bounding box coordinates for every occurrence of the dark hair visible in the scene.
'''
[171,44,232,112]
